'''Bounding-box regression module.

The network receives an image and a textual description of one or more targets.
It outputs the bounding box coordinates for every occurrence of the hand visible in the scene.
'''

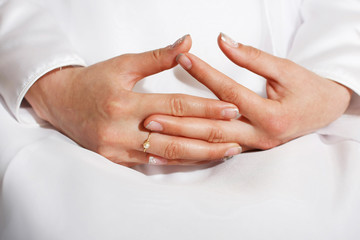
[25,35,242,166]
[144,33,352,151]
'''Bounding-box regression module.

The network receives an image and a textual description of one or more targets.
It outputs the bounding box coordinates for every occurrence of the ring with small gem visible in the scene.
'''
[143,132,152,152]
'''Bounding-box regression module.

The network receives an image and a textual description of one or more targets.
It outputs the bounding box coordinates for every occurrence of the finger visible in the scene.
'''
[176,52,266,119]
[144,114,256,148]
[124,34,192,81]
[106,129,241,166]
[146,155,212,166]
[126,150,215,166]
[218,33,290,82]
[138,132,242,161]
[138,92,240,120]
[109,150,208,166]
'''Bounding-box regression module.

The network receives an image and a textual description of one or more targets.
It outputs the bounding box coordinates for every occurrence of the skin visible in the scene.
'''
[144,33,353,152]
[25,35,243,166]
[26,33,352,166]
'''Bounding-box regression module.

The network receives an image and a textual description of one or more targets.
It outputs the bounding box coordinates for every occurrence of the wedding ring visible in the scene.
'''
[143,132,152,152]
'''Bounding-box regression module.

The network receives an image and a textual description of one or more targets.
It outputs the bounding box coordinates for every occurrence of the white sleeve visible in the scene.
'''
[0,0,86,122]
[288,0,360,96]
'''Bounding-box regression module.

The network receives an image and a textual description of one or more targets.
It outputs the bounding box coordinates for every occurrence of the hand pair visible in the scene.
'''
[26,34,352,166]
[147,33,352,154]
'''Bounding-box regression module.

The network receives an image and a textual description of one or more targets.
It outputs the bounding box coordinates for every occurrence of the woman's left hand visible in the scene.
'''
[144,33,352,152]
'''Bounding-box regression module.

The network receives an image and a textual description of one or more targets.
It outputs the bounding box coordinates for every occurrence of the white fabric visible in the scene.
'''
[0,0,86,122]
[1,0,360,239]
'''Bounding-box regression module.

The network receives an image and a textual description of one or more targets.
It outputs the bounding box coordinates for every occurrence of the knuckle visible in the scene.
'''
[93,125,122,160]
[169,95,186,116]
[207,127,225,143]
[102,100,122,117]
[203,103,214,117]
[151,48,162,63]
[94,123,114,144]
[244,46,262,62]
[101,93,133,118]
[262,108,291,139]
[163,141,183,160]
[255,104,291,150]
[221,87,241,104]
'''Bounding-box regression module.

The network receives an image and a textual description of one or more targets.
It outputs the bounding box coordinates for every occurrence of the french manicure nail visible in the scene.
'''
[222,108,241,119]
[148,156,168,165]
[170,34,188,48]
[145,121,163,132]
[224,146,242,157]
[176,53,192,70]
[220,32,239,48]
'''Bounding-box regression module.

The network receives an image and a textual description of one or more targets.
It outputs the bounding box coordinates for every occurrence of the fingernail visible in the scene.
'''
[148,156,168,165]
[224,146,242,157]
[170,34,188,48]
[220,32,239,48]
[222,108,241,119]
[176,53,192,70]
[145,121,163,132]
[221,156,234,161]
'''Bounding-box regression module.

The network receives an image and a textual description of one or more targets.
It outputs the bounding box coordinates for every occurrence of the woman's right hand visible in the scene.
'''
[25,35,242,166]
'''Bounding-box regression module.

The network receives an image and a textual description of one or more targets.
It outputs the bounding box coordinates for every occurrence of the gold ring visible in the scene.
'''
[143,132,152,152]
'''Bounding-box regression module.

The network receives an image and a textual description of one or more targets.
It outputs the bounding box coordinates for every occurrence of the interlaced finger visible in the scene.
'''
[137,132,242,162]
[138,92,240,120]
[144,114,257,148]
[176,53,267,120]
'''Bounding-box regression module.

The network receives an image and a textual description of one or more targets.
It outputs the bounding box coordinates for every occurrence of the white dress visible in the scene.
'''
[1,0,360,239]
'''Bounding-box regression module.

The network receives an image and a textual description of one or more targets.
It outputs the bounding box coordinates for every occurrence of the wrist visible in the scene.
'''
[25,66,83,123]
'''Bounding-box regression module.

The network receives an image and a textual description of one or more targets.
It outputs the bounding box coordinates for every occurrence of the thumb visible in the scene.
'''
[125,34,192,82]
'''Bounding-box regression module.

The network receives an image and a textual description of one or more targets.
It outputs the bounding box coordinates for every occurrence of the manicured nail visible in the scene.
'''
[148,156,168,165]
[220,32,239,48]
[221,156,234,161]
[222,108,241,119]
[145,121,163,132]
[224,146,242,157]
[176,53,192,70]
[171,34,189,48]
